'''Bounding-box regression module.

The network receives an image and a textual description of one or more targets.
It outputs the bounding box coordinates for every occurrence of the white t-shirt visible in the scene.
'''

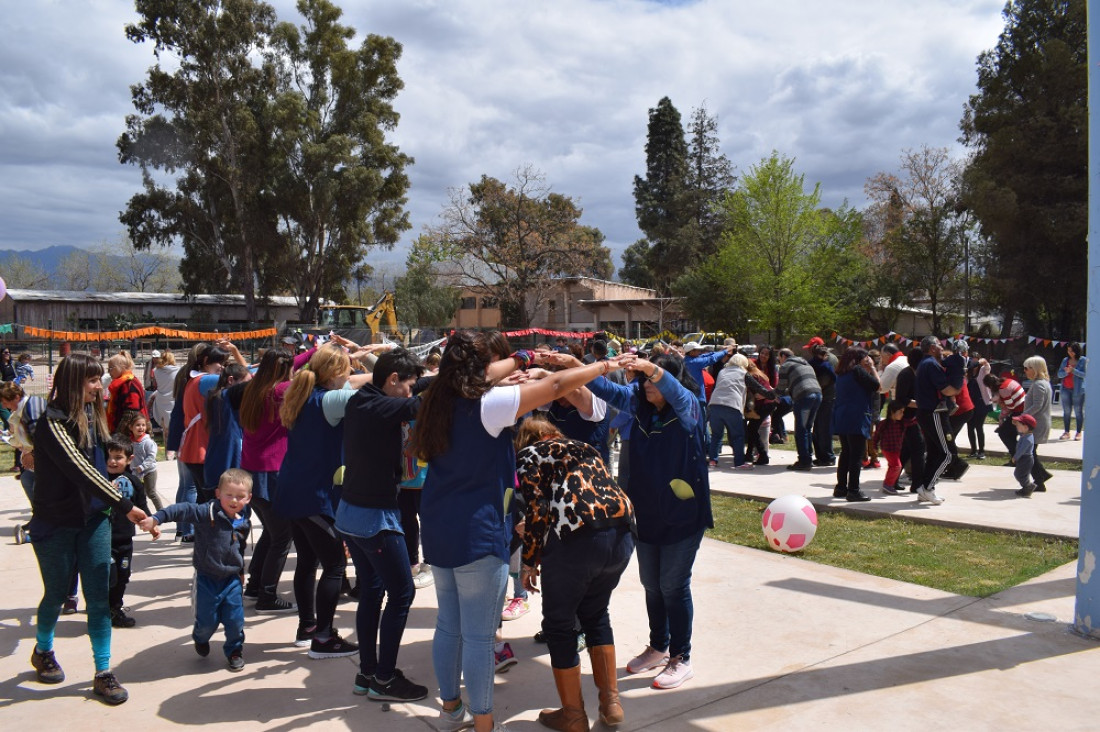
[535,394,608,422]
[481,385,521,437]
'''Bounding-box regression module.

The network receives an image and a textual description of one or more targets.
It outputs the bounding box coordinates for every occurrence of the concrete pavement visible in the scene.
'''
[0,449,1095,730]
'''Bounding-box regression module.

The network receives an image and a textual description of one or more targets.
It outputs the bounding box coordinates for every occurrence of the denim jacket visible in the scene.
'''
[1057,356,1087,393]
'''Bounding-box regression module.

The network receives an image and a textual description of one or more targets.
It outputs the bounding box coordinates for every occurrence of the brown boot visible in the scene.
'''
[538,665,590,731]
[588,644,624,726]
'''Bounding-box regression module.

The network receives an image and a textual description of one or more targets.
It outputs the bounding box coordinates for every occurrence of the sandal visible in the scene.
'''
[1059,432,1072,441]
[1075,432,1083,441]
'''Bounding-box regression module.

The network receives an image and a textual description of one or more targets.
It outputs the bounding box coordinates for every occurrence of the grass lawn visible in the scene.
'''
[708,494,1078,597]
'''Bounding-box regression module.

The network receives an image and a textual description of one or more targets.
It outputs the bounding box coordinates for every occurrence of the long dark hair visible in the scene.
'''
[652,352,698,396]
[174,342,210,400]
[411,330,494,461]
[49,352,108,448]
[757,345,778,383]
[239,349,293,432]
[836,347,867,375]
[206,362,249,435]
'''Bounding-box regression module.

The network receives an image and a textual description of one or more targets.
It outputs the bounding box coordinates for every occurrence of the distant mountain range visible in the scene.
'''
[0,245,87,277]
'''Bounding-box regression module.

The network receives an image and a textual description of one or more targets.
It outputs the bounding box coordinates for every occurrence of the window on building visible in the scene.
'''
[480,297,498,309]
[460,297,477,310]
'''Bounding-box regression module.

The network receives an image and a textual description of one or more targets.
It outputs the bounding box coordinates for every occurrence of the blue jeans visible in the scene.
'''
[19,469,35,506]
[635,527,704,660]
[344,530,415,680]
[791,393,822,464]
[432,555,508,716]
[541,526,634,668]
[1061,386,1085,433]
[193,572,245,657]
[32,512,113,671]
[175,460,197,538]
[708,404,746,464]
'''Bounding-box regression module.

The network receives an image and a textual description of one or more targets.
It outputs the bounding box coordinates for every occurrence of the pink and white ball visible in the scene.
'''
[761,495,818,553]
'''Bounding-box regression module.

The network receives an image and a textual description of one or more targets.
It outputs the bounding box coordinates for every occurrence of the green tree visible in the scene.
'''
[266,0,411,323]
[712,152,862,344]
[633,97,692,294]
[865,146,971,335]
[119,0,280,322]
[685,104,736,261]
[118,0,410,324]
[959,0,1086,339]
[429,166,611,328]
[394,235,460,330]
[618,239,655,289]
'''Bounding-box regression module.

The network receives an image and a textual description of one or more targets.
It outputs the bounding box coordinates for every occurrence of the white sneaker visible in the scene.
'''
[652,655,694,689]
[437,700,474,731]
[627,645,669,674]
[917,488,944,505]
[413,564,434,589]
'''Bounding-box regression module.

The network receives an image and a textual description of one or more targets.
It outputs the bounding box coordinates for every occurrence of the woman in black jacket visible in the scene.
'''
[27,353,147,705]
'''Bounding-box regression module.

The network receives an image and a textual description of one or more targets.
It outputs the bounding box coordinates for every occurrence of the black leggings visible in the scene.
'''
[248,496,294,600]
[397,489,422,566]
[967,404,991,452]
[835,433,866,492]
[291,515,347,634]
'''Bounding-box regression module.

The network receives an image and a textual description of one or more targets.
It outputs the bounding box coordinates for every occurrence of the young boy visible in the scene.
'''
[139,468,252,671]
[105,435,150,628]
[14,353,34,385]
[1012,413,1039,497]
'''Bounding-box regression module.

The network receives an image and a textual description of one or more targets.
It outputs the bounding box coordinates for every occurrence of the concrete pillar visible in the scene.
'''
[1075,0,1100,639]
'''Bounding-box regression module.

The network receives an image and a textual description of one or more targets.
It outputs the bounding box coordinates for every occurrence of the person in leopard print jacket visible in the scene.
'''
[515,415,635,730]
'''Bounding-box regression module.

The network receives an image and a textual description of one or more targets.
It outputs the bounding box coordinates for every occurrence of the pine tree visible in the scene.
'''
[632,97,691,294]
[959,0,1086,338]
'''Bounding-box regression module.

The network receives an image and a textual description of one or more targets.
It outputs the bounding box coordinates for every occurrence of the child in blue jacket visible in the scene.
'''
[139,468,252,671]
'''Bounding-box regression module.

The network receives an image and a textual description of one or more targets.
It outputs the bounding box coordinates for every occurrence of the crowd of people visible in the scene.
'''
[8,330,1079,728]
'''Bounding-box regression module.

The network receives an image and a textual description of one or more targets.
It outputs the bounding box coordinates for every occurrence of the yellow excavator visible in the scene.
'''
[289,292,404,346]
[363,291,403,343]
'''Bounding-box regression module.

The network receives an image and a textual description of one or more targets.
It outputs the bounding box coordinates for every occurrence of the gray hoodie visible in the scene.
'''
[154,500,249,579]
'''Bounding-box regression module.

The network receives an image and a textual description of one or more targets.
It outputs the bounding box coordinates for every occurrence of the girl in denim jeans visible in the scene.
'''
[412,331,628,732]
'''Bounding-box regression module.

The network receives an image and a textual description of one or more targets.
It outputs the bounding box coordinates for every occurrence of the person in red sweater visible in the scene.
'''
[984,372,1026,462]
[105,353,148,434]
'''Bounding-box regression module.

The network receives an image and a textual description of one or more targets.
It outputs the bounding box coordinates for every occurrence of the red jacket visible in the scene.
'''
[107,373,148,434]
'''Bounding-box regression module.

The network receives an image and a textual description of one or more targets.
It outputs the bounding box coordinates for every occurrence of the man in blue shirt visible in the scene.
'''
[912,336,960,505]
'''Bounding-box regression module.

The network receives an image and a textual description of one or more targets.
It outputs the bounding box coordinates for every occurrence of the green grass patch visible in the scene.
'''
[707,494,1078,597]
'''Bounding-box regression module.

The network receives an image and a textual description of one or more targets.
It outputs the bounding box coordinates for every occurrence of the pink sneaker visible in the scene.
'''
[501,597,529,621]
[652,655,694,689]
[626,645,669,674]
[494,642,517,673]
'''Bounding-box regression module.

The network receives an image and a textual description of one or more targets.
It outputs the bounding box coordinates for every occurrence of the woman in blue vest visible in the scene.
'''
[411,331,626,732]
[275,344,370,659]
[582,350,712,692]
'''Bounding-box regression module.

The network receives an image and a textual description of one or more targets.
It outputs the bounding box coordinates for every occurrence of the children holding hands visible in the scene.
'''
[138,468,253,672]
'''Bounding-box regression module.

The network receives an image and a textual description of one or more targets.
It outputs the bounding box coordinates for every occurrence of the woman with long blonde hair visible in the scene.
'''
[274,343,371,657]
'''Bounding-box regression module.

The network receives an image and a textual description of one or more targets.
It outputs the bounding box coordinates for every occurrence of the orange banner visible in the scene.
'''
[20,325,278,342]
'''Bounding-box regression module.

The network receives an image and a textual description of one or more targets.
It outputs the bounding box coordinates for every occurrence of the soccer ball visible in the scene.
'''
[761,495,818,553]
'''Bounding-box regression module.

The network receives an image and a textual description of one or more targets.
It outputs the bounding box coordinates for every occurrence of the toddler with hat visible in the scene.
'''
[1012,413,1039,497]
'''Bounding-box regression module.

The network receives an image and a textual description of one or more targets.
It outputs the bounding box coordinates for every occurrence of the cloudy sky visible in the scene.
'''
[0,0,1007,275]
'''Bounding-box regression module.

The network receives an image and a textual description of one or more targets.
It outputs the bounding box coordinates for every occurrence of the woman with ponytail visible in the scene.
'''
[275,344,372,658]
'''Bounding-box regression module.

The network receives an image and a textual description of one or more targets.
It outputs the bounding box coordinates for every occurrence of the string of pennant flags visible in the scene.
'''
[830,331,1084,350]
[14,324,278,342]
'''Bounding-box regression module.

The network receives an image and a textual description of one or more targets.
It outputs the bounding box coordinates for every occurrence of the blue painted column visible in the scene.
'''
[1076,0,1100,640]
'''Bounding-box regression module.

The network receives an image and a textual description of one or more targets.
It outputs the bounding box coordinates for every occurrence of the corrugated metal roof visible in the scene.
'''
[5,289,304,307]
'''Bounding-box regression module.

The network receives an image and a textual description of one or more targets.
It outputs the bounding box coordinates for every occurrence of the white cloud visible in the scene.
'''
[0,0,1007,272]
